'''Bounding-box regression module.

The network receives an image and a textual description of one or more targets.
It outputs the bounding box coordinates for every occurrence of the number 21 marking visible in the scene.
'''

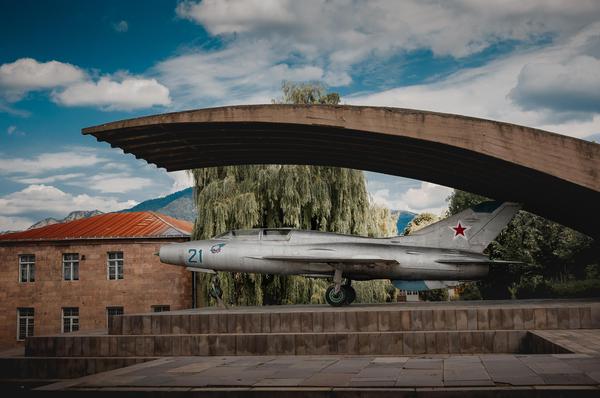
[188,249,203,264]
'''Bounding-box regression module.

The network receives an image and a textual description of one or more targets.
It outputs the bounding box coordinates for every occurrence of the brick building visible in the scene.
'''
[0,212,194,348]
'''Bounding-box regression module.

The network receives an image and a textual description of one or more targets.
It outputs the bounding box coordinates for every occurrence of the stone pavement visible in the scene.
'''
[40,354,600,394]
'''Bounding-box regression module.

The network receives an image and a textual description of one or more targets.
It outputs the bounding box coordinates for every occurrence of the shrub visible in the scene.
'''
[459,283,483,300]
[515,278,600,299]
[419,288,449,301]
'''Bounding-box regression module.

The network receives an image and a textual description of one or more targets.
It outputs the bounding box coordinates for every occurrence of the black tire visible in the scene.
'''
[344,285,356,304]
[325,285,347,307]
[209,278,223,300]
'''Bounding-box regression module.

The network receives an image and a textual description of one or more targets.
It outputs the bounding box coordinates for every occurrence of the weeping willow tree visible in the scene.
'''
[191,82,397,306]
[403,212,440,235]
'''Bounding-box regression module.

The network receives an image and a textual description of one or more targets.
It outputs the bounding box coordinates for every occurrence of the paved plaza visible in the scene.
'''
[40,353,600,393]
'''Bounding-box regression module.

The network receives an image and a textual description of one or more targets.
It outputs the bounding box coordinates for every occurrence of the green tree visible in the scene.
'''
[446,190,488,215]
[447,189,598,299]
[274,81,341,105]
[191,81,396,306]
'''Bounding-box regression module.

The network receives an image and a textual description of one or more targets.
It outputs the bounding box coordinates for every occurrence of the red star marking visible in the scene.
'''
[452,222,468,237]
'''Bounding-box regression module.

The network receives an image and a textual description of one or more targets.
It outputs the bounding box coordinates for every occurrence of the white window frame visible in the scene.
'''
[62,253,79,281]
[107,251,124,280]
[17,307,34,341]
[19,254,35,283]
[62,307,79,333]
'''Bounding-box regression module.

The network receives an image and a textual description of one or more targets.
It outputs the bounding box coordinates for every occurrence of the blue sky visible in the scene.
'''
[1,0,600,231]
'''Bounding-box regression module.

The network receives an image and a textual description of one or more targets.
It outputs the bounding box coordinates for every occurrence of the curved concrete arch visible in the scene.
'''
[83,105,600,238]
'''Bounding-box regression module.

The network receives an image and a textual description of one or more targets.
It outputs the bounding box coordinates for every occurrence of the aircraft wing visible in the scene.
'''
[262,256,399,266]
[435,259,524,265]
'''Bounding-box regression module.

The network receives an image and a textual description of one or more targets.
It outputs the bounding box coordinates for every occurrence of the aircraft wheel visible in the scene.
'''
[344,285,356,304]
[325,285,348,307]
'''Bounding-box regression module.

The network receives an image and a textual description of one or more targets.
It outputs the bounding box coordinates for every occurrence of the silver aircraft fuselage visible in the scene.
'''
[159,229,489,282]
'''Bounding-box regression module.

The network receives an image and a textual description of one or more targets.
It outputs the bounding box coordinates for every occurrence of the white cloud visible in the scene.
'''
[168,170,194,193]
[6,125,25,136]
[52,75,171,111]
[154,41,323,108]
[176,0,293,35]
[113,20,129,33]
[101,162,132,171]
[0,102,30,117]
[509,55,600,118]
[179,0,600,57]
[0,215,34,232]
[14,173,85,184]
[0,57,171,112]
[346,23,600,138]
[0,184,137,217]
[178,1,600,70]
[163,1,600,111]
[402,183,453,211]
[82,173,155,193]
[0,150,109,175]
[370,182,452,215]
[0,58,86,101]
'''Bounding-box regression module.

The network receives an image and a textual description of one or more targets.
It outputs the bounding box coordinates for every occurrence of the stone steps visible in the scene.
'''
[0,357,154,379]
[11,301,600,385]
[110,305,597,335]
[527,329,600,355]
[26,330,531,357]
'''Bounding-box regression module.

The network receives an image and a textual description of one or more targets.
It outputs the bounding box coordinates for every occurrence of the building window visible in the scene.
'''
[106,306,124,326]
[62,307,79,333]
[63,253,79,281]
[17,308,34,340]
[19,254,35,283]
[107,252,123,280]
[152,305,170,313]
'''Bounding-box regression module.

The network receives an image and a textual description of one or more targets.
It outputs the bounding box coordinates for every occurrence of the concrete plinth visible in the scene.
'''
[108,300,599,335]
[23,299,600,357]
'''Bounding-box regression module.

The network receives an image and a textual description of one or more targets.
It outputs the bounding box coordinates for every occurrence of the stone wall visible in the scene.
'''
[24,300,600,357]
[0,239,192,348]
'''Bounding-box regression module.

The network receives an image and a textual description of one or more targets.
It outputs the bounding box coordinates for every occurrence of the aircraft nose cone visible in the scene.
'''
[158,243,183,265]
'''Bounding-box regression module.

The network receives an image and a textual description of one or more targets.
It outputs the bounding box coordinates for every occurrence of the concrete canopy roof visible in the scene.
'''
[83,105,600,238]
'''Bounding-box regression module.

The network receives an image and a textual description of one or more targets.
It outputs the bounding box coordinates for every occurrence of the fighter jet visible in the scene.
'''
[159,201,521,306]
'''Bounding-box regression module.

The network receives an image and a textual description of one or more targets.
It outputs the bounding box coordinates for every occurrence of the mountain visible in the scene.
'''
[392,210,417,235]
[28,210,104,230]
[17,186,417,234]
[124,187,419,229]
[122,187,196,221]
[28,217,60,229]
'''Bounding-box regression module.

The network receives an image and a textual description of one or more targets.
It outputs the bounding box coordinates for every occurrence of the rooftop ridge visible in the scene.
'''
[0,211,192,242]
[149,211,193,237]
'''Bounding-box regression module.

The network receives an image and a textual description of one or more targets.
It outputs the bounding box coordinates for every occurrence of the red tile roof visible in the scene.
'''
[0,212,193,242]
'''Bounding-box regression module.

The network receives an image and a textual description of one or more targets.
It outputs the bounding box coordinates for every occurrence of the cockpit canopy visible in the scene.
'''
[214,228,292,241]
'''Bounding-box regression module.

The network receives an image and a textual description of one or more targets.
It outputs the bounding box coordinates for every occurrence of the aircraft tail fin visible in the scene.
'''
[401,201,521,253]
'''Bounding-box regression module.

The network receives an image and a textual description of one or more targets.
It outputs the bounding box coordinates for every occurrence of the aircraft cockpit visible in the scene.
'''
[214,228,292,241]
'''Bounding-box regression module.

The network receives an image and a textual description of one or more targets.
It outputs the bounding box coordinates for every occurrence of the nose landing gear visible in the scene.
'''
[325,283,356,306]
[325,269,356,306]
[209,274,227,308]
